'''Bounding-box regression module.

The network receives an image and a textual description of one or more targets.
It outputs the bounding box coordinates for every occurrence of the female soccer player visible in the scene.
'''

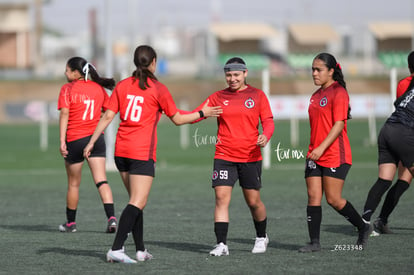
[299,53,370,252]
[362,51,414,235]
[58,57,117,233]
[191,57,274,256]
[83,45,222,263]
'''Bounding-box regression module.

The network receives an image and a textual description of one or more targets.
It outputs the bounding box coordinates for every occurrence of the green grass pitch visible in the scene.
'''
[0,119,413,274]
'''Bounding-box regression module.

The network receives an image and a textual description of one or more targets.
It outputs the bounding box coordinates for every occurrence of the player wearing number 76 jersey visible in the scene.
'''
[57,56,117,234]
[83,45,222,263]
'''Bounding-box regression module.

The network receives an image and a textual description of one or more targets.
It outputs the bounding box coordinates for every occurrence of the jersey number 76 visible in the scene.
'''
[125,95,144,122]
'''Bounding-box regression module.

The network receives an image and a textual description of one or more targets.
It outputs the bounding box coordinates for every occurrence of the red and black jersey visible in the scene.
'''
[397,76,412,98]
[105,77,178,161]
[198,85,274,162]
[307,81,352,167]
[57,79,109,142]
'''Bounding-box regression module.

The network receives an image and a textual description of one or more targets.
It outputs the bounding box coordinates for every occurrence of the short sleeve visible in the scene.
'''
[332,88,349,122]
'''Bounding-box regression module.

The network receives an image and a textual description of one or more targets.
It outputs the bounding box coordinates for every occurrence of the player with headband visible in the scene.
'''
[190,57,274,256]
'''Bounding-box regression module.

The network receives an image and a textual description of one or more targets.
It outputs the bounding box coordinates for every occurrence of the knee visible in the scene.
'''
[326,197,343,210]
[307,193,322,206]
[246,199,263,211]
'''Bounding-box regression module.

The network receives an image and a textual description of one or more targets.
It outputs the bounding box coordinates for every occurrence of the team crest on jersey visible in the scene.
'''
[245,97,255,109]
[319,96,328,107]
[212,170,219,180]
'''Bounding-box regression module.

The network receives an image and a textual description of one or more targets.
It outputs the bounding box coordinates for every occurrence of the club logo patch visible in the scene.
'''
[212,170,218,180]
[319,96,328,107]
[245,97,255,109]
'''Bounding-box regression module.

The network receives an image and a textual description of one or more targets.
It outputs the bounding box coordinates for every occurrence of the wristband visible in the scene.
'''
[198,110,204,118]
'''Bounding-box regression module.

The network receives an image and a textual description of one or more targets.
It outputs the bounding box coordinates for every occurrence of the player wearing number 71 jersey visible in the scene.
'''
[57,56,117,234]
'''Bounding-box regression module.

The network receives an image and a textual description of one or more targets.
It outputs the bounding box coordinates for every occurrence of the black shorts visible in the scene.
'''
[304,159,351,180]
[212,159,262,189]
[378,122,414,168]
[115,157,155,177]
[65,134,106,164]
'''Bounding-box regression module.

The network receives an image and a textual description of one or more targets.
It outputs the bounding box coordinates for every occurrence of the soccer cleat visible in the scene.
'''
[136,249,153,261]
[59,222,77,233]
[106,216,117,233]
[370,230,380,237]
[107,248,137,264]
[357,222,372,248]
[298,242,321,253]
[373,218,393,234]
[209,242,229,256]
[252,234,269,253]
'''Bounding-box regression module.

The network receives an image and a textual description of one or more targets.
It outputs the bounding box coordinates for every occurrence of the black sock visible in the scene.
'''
[112,204,140,251]
[306,206,321,244]
[338,201,365,231]
[214,222,229,244]
[66,207,77,223]
[253,218,267,238]
[104,203,115,219]
[362,178,392,221]
[132,209,144,251]
[379,180,410,224]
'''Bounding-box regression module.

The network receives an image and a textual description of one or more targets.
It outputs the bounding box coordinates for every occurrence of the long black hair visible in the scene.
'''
[66,57,115,90]
[132,45,158,90]
[314,52,351,119]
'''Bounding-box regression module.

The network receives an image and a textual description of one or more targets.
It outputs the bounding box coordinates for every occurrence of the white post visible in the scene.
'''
[180,100,189,149]
[290,109,299,147]
[40,101,48,151]
[262,68,271,169]
[368,97,377,146]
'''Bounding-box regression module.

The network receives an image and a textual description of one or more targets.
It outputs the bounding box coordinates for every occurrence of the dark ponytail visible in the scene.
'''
[314,52,351,119]
[66,57,115,90]
[132,45,158,90]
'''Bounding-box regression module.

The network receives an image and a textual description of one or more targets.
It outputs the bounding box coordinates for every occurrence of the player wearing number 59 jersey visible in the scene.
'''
[57,57,117,234]
[192,57,274,257]
[204,84,274,163]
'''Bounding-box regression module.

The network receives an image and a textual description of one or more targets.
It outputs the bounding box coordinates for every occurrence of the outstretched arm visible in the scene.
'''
[170,99,222,125]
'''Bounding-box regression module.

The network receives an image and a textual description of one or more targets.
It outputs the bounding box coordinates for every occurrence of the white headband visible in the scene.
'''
[82,63,96,81]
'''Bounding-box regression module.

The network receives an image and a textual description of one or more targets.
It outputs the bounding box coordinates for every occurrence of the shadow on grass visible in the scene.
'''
[0,224,106,234]
[389,226,414,231]
[229,238,302,251]
[322,224,356,236]
[146,240,211,254]
[37,247,105,261]
[0,224,56,232]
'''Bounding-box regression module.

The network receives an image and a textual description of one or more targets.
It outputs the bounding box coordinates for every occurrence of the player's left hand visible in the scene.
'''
[257,134,268,147]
